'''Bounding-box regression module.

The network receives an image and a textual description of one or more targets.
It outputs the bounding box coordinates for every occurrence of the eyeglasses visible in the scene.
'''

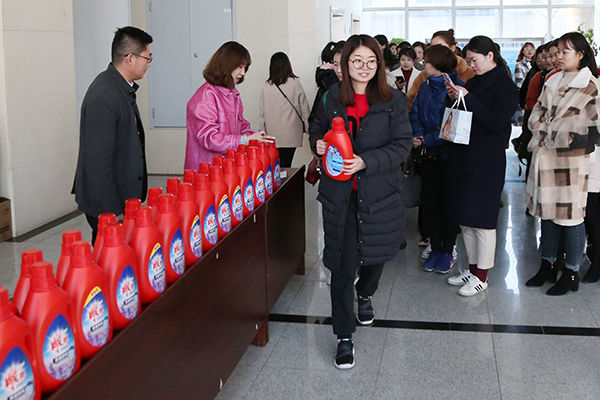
[127,53,153,63]
[349,59,379,70]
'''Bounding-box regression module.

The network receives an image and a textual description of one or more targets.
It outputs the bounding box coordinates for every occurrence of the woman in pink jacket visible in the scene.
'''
[184,41,270,170]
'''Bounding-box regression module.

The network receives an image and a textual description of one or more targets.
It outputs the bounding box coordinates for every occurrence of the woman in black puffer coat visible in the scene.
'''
[309,35,412,370]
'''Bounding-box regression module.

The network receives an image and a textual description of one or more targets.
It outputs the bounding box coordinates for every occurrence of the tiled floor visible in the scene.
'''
[2,142,600,399]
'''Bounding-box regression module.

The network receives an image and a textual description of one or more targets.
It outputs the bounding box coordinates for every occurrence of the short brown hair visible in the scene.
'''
[340,35,393,107]
[432,29,457,47]
[203,42,252,89]
[424,45,457,73]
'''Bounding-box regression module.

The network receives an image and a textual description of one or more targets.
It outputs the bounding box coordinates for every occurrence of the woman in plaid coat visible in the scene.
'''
[526,32,600,295]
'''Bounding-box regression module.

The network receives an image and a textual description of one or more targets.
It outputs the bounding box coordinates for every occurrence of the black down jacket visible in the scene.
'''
[309,83,413,274]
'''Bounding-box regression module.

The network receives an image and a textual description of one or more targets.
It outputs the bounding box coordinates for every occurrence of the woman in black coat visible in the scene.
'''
[309,35,412,369]
[444,36,519,297]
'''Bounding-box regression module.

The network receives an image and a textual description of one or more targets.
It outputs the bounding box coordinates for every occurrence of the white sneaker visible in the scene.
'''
[421,243,432,259]
[452,245,458,260]
[458,276,488,297]
[447,269,476,286]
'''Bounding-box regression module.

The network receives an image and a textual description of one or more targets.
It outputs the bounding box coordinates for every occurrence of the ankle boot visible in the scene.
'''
[525,259,553,287]
[546,268,579,296]
[582,263,600,283]
[549,255,563,284]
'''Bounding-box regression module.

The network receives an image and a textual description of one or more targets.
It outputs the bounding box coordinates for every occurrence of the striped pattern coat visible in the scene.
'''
[526,67,600,221]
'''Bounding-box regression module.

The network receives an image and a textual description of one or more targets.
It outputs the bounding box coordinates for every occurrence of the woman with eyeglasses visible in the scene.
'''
[184,41,271,170]
[444,36,519,297]
[309,34,412,369]
[525,32,600,295]
[512,42,536,126]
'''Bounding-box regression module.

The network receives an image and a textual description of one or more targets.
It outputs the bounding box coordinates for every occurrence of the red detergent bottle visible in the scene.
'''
[247,147,265,207]
[56,230,82,287]
[21,262,80,393]
[323,117,353,181]
[235,153,255,217]
[176,183,202,266]
[97,223,140,330]
[249,139,259,147]
[93,213,116,263]
[199,162,211,175]
[123,199,141,244]
[156,193,185,283]
[267,142,281,190]
[147,187,163,221]
[257,143,273,198]
[183,170,196,184]
[166,178,180,199]
[213,156,224,167]
[62,241,112,359]
[209,166,231,239]
[0,285,41,400]
[129,207,166,303]
[194,174,218,252]
[237,144,247,154]
[225,150,236,161]
[14,249,44,315]
[223,159,244,227]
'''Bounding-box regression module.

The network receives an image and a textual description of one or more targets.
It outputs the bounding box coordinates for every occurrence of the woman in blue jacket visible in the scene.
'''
[309,35,412,370]
[409,45,464,274]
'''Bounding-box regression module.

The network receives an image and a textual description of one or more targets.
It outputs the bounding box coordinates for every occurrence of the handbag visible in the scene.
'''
[401,152,421,208]
[440,90,472,145]
[276,84,306,133]
[306,155,321,185]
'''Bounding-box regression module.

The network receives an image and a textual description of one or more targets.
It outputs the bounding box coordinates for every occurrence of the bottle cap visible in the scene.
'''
[209,166,223,182]
[213,156,224,166]
[199,163,211,175]
[70,241,93,268]
[258,142,267,153]
[247,147,259,160]
[225,150,236,160]
[158,193,176,213]
[30,262,57,292]
[194,173,210,191]
[235,153,248,166]
[248,139,259,147]
[237,145,248,154]
[332,116,345,130]
[178,183,193,201]
[125,198,142,218]
[183,170,196,184]
[104,223,125,246]
[0,286,12,320]
[223,159,235,174]
[135,206,154,227]
[148,187,163,207]
[61,230,82,254]
[21,249,43,277]
[98,213,116,236]
[166,178,180,197]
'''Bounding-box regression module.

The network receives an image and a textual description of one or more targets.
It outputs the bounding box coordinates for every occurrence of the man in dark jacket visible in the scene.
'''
[73,26,153,242]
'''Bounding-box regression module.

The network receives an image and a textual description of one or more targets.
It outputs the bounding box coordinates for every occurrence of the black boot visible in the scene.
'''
[525,259,553,287]
[549,254,564,284]
[546,268,579,296]
[582,263,600,283]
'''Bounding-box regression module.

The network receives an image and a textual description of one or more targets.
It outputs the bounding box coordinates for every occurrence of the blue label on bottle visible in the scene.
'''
[81,287,110,348]
[43,314,76,381]
[326,145,344,176]
[244,179,254,212]
[0,347,35,400]
[232,186,243,222]
[255,172,265,203]
[170,229,185,274]
[148,244,166,293]
[204,205,218,245]
[117,265,139,320]
[218,195,231,233]
[265,165,273,195]
[274,159,281,187]
[190,216,202,258]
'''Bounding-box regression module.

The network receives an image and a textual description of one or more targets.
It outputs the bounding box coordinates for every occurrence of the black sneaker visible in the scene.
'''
[357,296,374,325]
[334,339,355,369]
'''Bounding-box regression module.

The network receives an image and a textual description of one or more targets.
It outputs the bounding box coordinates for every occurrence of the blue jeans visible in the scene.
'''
[540,220,586,272]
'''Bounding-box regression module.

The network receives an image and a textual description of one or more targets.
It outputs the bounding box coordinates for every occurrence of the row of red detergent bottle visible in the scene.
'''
[176,183,202,266]
[194,174,218,252]
[21,261,80,393]
[0,284,41,400]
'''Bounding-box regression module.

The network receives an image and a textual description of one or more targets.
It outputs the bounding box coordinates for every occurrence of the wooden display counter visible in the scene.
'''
[48,167,306,400]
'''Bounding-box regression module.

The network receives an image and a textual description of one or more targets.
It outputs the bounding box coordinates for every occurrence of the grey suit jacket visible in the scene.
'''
[73,63,147,217]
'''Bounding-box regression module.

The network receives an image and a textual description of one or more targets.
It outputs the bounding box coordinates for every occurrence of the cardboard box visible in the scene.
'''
[0,198,12,242]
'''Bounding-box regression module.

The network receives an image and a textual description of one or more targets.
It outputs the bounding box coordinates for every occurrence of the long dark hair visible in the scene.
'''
[267,52,298,86]
[464,35,507,69]
[340,35,393,107]
[558,32,598,78]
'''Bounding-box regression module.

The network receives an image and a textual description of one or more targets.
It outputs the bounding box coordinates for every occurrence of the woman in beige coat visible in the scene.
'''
[260,52,310,167]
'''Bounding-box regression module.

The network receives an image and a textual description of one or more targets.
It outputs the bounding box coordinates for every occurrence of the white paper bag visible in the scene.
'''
[440,90,472,145]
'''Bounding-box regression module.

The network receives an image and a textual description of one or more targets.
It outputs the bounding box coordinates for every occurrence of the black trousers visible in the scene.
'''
[585,192,600,266]
[330,190,384,338]
[277,147,296,168]
[86,214,99,245]
[420,159,459,253]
